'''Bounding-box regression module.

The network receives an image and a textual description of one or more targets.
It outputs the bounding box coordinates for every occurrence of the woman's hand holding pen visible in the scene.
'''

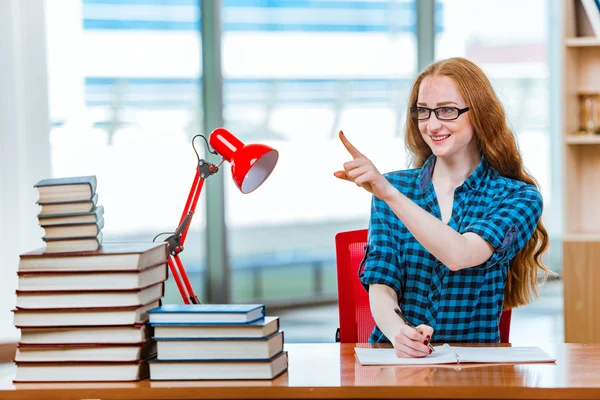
[333,130,396,202]
[393,307,435,358]
[394,322,435,358]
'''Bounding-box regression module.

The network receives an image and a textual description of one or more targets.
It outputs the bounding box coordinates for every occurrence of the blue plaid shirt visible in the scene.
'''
[360,154,543,343]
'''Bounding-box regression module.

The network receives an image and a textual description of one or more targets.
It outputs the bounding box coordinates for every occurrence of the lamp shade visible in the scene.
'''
[209,128,279,194]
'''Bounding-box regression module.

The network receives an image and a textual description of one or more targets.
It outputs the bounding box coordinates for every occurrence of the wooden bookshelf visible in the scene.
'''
[563,233,600,242]
[565,37,600,47]
[562,0,600,344]
[566,135,600,144]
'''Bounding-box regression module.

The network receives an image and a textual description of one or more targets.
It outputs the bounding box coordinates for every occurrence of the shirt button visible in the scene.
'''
[432,293,440,302]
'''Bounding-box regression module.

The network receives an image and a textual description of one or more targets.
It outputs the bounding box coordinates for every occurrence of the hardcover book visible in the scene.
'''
[580,0,600,37]
[38,205,104,226]
[155,331,284,361]
[16,282,165,309]
[34,175,97,204]
[38,193,99,216]
[15,340,156,363]
[43,231,103,253]
[14,358,150,382]
[149,351,288,381]
[153,316,279,339]
[148,304,266,325]
[42,217,104,240]
[13,300,160,327]
[19,324,152,345]
[18,242,168,272]
[17,263,168,291]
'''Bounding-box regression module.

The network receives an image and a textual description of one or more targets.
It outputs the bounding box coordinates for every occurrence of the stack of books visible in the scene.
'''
[148,304,288,380]
[12,242,169,382]
[34,175,104,253]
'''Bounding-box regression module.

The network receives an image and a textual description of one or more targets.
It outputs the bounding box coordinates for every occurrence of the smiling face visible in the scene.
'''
[416,75,478,160]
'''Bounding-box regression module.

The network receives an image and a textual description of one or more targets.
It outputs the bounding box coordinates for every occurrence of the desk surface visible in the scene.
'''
[0,343,599,400]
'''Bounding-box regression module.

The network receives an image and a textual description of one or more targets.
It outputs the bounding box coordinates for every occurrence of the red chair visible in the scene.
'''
[335,229,512,343]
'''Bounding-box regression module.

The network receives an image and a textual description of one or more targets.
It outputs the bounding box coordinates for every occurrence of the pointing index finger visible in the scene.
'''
[339,130,363,159]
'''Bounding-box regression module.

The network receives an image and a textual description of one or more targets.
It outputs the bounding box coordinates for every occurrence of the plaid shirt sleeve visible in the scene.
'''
[359,196,404,300]
[463,185,543,268]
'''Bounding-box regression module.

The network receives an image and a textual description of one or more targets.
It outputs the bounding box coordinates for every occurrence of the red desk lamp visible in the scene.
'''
[158,128,279,304]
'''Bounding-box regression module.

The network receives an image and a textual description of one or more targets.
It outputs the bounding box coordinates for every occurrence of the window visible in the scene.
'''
[46,0,205,303]
[221,0,419,303]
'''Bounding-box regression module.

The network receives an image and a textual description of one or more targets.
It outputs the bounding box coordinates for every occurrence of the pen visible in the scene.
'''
[394,307,435,353]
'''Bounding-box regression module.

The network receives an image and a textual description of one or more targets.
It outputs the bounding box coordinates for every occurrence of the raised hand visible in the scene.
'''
[334,130,395,201]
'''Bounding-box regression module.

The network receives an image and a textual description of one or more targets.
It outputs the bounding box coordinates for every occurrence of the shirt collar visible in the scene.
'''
[417,154,436,193]
[463,154,488,190]
[417,153,488,193]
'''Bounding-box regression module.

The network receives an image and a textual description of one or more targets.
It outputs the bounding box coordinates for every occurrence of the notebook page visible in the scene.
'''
[451,346,556,364]
[354,346,457,365]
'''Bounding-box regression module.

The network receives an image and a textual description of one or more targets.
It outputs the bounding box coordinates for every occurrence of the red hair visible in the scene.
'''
[404,57,550,309]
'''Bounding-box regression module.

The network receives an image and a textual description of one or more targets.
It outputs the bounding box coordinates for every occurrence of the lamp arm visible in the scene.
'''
[162,158,220,305]
[178,160,219,246]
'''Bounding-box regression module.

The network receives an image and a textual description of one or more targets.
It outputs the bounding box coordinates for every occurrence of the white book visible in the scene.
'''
[38,197,98,216]
[19,324,151,345]
[14,361,149,382]
[156,331,284,361]
[580,0,600,37]
[354,344,556,365]
[150,351,288,381]
[38,205,103,225]
[15,341,156,363]
[34,176,96,204]
[18,242,167,272]
[13,300,160,327]
[16,282,164,309]
[41,217,104,239]
[44,233,103,253]
[17,264,167,291]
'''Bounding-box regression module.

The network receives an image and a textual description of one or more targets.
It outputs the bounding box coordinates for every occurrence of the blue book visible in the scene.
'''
[148,304,265,325]
[152,316,280,340]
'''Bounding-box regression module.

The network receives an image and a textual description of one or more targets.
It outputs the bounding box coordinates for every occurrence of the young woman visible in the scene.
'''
[334,57,550,357]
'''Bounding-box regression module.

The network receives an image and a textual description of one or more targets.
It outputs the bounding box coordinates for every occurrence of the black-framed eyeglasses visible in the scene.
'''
[410,106,470,121]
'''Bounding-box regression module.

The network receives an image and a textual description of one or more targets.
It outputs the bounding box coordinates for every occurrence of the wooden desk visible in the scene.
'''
[0,343,599,399]
[0,342,16,363]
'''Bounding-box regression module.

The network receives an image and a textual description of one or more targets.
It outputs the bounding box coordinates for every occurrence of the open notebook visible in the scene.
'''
[355,344,556,365]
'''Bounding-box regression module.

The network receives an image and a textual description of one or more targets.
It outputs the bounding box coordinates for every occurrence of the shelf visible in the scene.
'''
[565,37,600,47]
[563,234,600,242]
[566,135,600,144]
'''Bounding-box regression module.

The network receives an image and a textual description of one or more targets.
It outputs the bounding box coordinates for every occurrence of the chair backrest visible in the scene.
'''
[335,228,373,343]
[335,228,512,343]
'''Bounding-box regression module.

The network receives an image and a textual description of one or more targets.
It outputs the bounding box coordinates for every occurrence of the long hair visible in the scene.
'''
[404,57,550,309]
